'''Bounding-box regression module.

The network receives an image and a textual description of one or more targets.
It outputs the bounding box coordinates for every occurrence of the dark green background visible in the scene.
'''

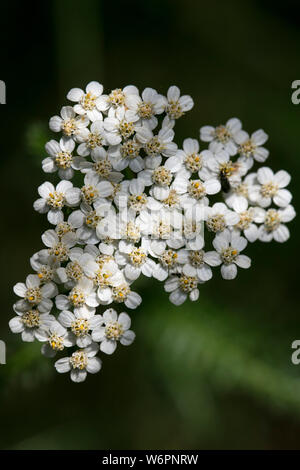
[0,0,299,449]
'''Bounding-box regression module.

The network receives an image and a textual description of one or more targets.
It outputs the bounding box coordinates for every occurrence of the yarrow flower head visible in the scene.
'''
[10,81,296,382]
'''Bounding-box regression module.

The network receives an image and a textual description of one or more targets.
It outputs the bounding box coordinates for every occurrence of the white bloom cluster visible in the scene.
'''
[10,83,295,383]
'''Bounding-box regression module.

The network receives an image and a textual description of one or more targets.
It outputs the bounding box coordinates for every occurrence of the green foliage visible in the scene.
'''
[139,290,300,418]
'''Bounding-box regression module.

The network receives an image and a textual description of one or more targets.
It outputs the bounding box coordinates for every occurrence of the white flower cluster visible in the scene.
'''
[10,82,295,383]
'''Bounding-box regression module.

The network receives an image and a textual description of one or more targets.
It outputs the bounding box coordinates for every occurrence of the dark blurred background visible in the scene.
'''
[0,0,299,449]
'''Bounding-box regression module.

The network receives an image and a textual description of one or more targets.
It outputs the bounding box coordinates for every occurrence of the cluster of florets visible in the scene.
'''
[10,82,295,382]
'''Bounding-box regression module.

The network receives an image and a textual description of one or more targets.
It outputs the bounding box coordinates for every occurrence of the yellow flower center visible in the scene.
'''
[71,318,89,337]
[105,321,124,340]
[25,287,42,305]
[55,151,72,169]
[70,350,88,370]
[22,310,40,328]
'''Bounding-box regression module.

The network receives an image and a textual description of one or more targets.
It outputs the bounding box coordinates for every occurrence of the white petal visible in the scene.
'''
[42,229,58,248]
[86,81,103,96]
[203,251,222,266]
[65,188,81,206]
[38,181,54,198]
[189,288,199,301]
[244,224,258,242]
[231,233,247,251]
[55,357,71,373]
[125,292,142,309]
[55,295,70,310]
[252,129,268,146]
[257,167,274,184]
[120,330,136,346]
[167,86,180,102]
[274,170,291,188]
[235,254,251,269]
[118,312,131,330]
[103,308,118,323]
[221,263,237,280]
[41,282,57,298]
[273,225,290,243]
[48,209,63,225]
[169,289,187,305]
[13,282,27,297]
[100,339,117,355]
[9,316,24,333]
[86,356,102,373]
[197,265,212,281]
[58,310,75,327]
[70,369,87,382]
[273,189,292,208]
[67,88,84,102]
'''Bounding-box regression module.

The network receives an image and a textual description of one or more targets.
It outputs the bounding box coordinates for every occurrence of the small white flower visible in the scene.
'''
[81,255,124,305]
[80,147,123,182]
[43,137,83,180]
[115,179,149,214]
[105,211,142,244]
[9,303,55,342]
[126,87,165,129]
[236,128,269,165]
[80,172,113,207]
[96,85,139,112]
[54,216,77,239]
[115,239,156,281]
[258,205,296,243]
[147,189,183,214]
[200,118,242,155]
[55,276,100,312]
[175,138,208,176]
[58,309,102,348]
[30,249,60,284]
[176,176,221,209]
[136,124,177,163]
[92,308,135,355]
[76,120,108,157]
[137,208,177,246]
[68,201,115,245]
[151,246,180,281]
[42,229,77,262]
[67,81,104,121]
[164,273,199,305]
[204,202,240,233]
[104,106,139,145]
[199,148,248,186]
[138,156,183,203]
[177,210,205,251]
[55,247,92,288]
[108,137,144,173]
[232,206,265,242]
[55,342,101,383]
[35,321,75,357]
[34,180,81,225]
[164,86,194,120]
[13,274,58,313]
[224,173,257,212]
[211,229,251,280]
[249,167,292,208]
[111,282,142,309]
[177,248,220,281]
[49,106,89,138]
